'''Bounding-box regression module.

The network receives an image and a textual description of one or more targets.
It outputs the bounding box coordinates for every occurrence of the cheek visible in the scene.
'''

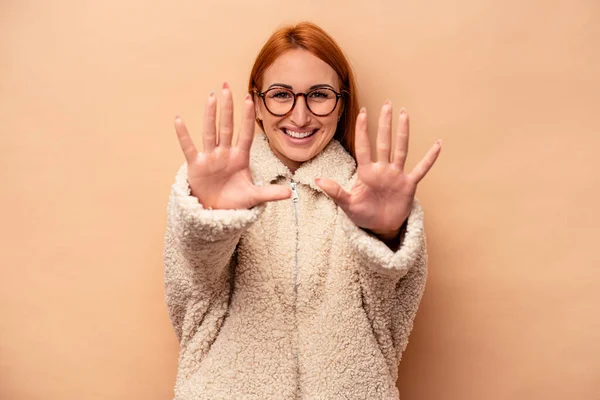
[321,116,339,134]
[269,117,285,130]
[263,115,285,133]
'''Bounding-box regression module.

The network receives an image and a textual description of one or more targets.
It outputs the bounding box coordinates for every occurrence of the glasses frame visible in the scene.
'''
[255,87,347,117]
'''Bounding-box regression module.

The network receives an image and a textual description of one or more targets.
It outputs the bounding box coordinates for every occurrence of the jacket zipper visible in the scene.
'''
[290,181,300,398]
[290,181,300,294]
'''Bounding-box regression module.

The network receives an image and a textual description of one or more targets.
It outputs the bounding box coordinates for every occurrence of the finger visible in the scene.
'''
[354,108,372,165]
[174,116,197,164]
[315,178,351,208]
[392,108,409,170]
[218,82,234,147]
[251,185,292,206]
[203,91,217,152]
[376,101,393,163]
[409,140,442,183]
[235,93,256,152]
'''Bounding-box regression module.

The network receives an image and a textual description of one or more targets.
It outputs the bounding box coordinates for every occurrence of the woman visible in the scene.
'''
[164,22,441,399]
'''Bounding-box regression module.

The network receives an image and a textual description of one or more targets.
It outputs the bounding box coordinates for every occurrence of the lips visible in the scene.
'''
[281,128,317,139]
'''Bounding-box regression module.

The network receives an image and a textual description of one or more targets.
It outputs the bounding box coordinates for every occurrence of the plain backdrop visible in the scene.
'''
[1,0,599,399]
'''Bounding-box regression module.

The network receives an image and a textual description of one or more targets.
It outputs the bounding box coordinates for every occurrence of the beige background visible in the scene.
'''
[1,0,599,399]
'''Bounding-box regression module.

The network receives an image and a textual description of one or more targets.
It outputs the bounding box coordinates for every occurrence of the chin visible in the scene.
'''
[285,150,317,163]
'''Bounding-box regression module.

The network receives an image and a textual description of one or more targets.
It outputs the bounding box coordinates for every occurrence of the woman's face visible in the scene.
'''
[255,49,343,172]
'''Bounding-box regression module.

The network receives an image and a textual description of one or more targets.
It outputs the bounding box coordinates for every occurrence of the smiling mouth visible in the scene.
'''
[281,128,318,139]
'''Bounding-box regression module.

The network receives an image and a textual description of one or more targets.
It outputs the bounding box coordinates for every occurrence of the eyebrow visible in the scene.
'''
[267,83,335,91]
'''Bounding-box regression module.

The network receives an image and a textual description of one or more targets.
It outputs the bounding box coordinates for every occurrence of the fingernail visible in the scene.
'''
[384,100,392,106]
[245,93,251,100]
[223,82,229,89]
[437,139,443,146]
[209,91,215,97]
[400,107,407,115]
[359,107,366,114]
[315,178,320,184]
[174,115,180,121]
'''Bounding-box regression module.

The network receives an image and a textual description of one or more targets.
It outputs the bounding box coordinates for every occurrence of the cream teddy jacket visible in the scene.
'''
[163,133,428,399]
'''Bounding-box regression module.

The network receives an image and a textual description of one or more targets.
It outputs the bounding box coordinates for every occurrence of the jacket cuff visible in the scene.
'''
[168,163,264,242]
[341,198,425,279]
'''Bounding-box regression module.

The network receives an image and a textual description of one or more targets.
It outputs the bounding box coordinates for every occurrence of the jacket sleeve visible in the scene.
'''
[340,197,428,361]
[163,163,264,344]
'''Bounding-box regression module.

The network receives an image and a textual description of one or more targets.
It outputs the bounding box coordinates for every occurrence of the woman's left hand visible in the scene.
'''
[315,102,442,241]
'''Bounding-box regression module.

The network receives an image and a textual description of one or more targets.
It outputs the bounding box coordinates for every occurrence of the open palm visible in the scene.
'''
[174,84,291,210]
[316,102,442,238]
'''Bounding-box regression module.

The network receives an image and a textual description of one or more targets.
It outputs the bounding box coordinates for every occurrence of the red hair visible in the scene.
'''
[248,22,359,159]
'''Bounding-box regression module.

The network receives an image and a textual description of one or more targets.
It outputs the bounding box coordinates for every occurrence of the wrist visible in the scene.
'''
[372,229,401,242]
[370,218,408,243]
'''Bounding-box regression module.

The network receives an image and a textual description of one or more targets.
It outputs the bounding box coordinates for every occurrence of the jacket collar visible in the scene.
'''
[250,133,356,192]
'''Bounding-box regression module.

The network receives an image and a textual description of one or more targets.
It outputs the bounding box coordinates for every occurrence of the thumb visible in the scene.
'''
[315,178,351,208]
[251,184,292,206]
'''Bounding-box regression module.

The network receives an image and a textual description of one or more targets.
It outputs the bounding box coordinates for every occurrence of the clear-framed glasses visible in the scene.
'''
[255,87,346,117]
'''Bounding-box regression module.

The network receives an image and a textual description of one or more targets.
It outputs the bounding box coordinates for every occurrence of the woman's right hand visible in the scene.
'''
[174,83,291,210]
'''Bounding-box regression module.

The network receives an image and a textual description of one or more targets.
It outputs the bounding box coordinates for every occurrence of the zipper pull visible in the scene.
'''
[290,182,299,203]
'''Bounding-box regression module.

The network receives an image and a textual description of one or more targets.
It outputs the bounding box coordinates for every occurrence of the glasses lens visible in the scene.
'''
[263,88,339,116]
[264,88,295,115]
[306,88,338,116]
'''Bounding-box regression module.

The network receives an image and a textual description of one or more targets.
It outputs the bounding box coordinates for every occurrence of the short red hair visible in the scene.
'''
[248,22,359,159]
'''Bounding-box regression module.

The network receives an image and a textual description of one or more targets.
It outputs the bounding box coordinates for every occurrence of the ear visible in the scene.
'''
[254,94,263,121]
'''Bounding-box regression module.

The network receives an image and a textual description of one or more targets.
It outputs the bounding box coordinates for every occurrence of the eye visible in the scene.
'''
[269,90,293,99]
[308,90,333,99]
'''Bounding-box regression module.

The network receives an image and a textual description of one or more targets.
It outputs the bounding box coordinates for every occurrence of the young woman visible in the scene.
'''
[164,21,442,399]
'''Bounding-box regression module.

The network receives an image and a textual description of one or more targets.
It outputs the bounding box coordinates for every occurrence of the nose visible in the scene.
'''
[289,95,311,126]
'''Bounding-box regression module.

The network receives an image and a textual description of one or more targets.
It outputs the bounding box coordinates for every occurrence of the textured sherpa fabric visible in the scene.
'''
[163,133,428,400]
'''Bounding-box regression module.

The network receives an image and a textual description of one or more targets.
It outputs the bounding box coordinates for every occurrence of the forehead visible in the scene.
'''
[262,49,339,90]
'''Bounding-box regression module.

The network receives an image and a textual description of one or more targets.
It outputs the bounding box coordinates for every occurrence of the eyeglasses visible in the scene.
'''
[255,87,346,117]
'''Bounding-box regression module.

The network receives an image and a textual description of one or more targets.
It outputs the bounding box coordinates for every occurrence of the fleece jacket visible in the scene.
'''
[163,132,428,399]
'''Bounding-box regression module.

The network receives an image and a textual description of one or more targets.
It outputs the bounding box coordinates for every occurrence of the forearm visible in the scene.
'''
[369,218,408,251]
[342,198,425,280]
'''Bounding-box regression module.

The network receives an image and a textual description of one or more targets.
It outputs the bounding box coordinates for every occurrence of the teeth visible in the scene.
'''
[284,129,314,139]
